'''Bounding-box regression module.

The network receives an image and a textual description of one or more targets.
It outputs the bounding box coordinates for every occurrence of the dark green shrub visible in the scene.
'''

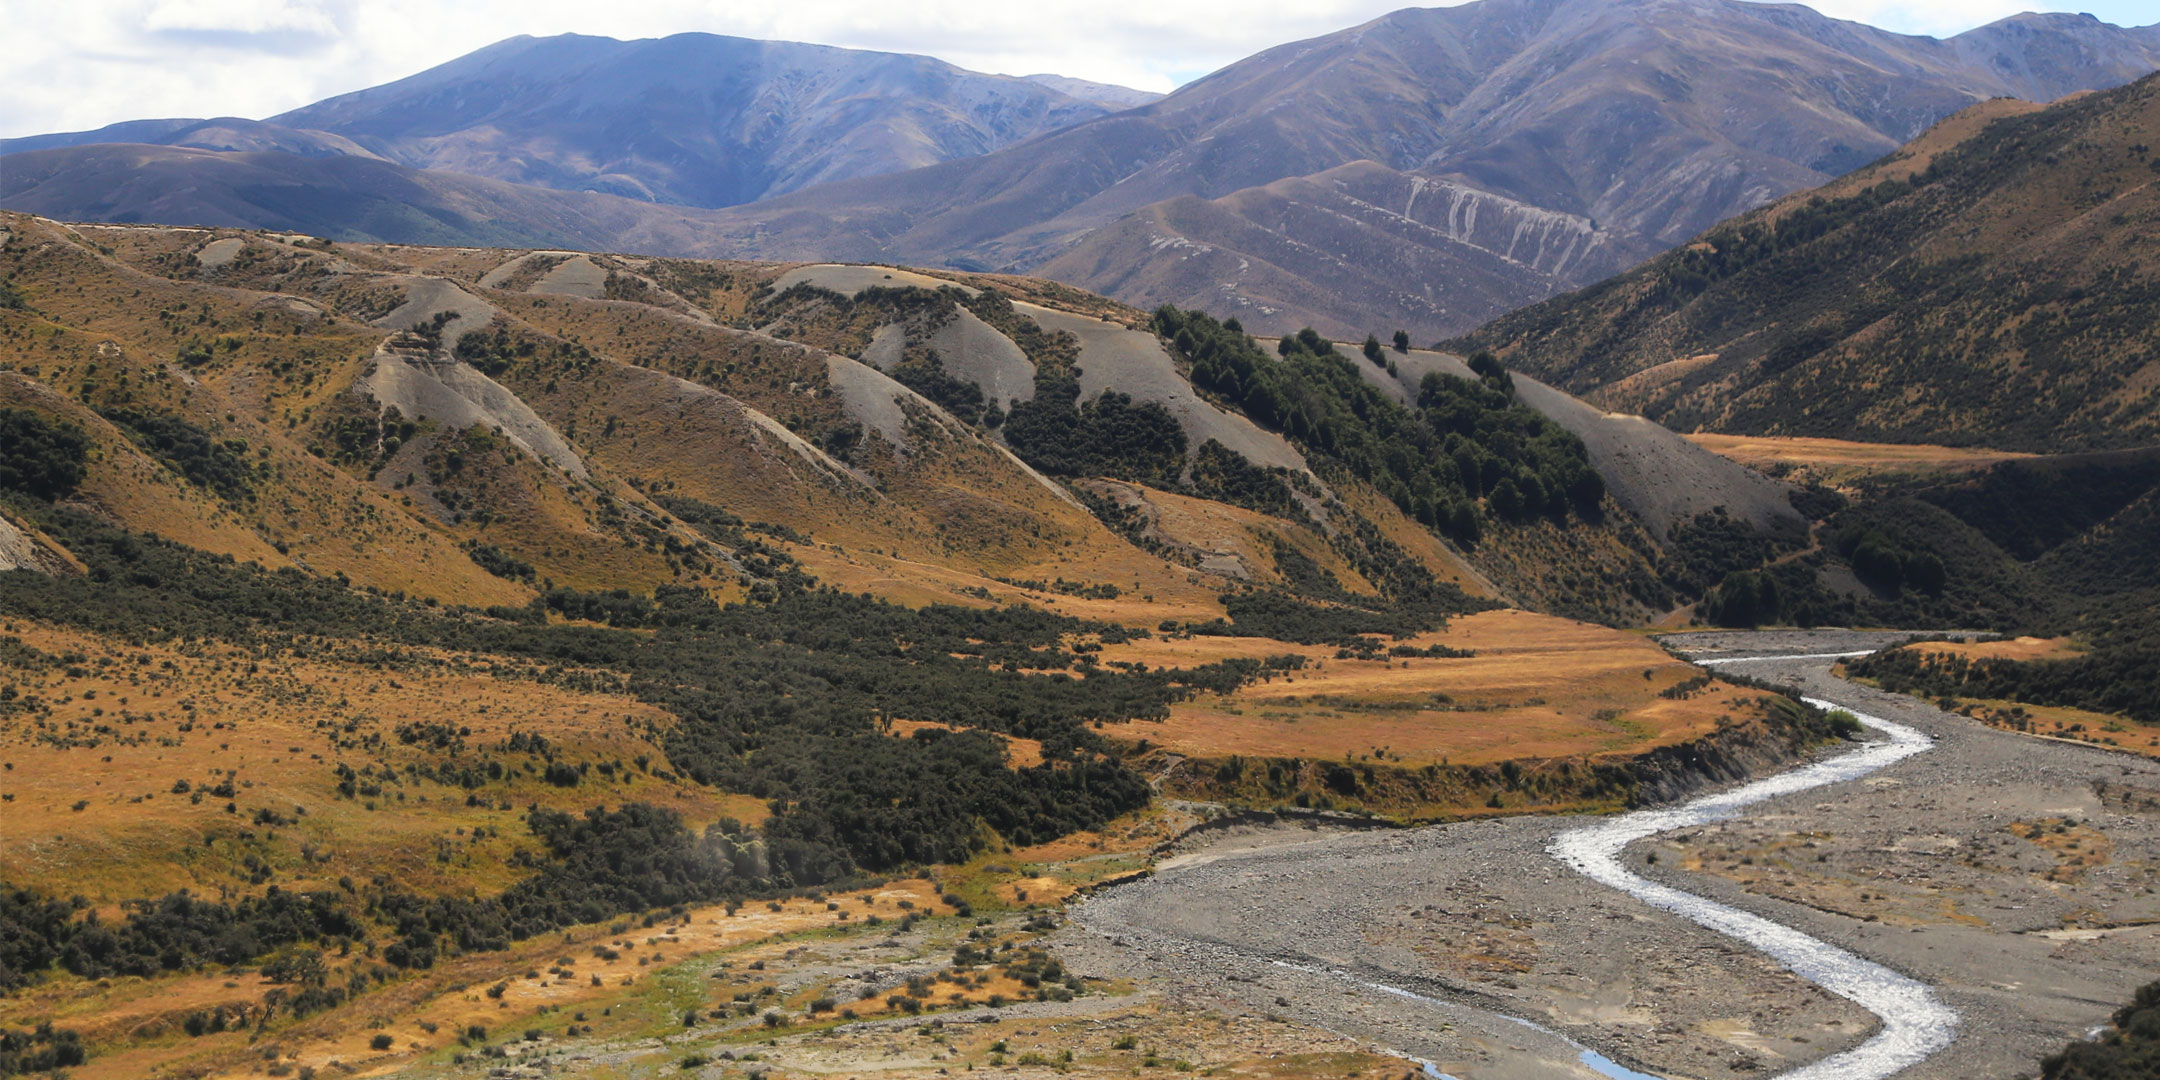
[0,409,89,501]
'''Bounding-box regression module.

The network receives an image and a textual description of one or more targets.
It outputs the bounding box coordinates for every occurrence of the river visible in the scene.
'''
[1067,634,2144,1079]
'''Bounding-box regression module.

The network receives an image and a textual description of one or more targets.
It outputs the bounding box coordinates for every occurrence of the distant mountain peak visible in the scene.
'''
[255,32,1156,208]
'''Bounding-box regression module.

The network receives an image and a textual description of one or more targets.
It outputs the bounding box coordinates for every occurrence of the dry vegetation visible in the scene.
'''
[0,216,1867,1080]
[1687,433,2037,488]
[1839,643,2159,757]
[1906,636,2084,663]
[1947,697,2160,758]
[0,617,705,905]
[1101,610,1747,768]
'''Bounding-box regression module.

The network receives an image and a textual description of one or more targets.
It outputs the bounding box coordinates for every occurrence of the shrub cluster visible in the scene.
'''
[0,408,89,501]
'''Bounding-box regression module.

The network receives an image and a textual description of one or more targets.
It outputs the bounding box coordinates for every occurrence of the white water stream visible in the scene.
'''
[1545,656,1959,1079]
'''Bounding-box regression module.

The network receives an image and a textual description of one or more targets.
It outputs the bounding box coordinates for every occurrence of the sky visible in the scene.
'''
[3,0,2156,140]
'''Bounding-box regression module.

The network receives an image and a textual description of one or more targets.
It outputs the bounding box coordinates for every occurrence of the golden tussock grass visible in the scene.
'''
[1686,433,2034,483]
[1098,610,1756,767]
[0,618,729,904]
[1906,636,2082,663]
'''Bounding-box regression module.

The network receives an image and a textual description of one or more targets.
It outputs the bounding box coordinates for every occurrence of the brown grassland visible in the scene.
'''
[0,616,714,905]
[0,597,1761,1078]
[1951,697,2160,758]
[1685,433,2036,487]
[1906,636,2084,663]
[0,216,1845,1080]
[1097,610,1751,768]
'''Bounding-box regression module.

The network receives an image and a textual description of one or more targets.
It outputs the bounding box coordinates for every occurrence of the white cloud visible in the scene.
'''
[1805,0,2027,38]
[143,0,337,36]
[1,1,2149,139]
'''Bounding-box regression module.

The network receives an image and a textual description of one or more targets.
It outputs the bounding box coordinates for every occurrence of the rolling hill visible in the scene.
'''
[0,207,1824,638]
[1451,71,2160,454]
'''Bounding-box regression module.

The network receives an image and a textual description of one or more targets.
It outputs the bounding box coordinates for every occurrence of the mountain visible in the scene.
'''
[7,2,2156,343]
[265,33,1155,207]
[1,34,1157,211]
[1450,71,2160,454]
[668,0,2160,339]
[1021,74,1164,111]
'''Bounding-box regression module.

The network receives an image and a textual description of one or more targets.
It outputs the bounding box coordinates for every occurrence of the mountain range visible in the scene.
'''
[686,0,2160,339]
[4,34,1158,209]
[7,0,2158,343]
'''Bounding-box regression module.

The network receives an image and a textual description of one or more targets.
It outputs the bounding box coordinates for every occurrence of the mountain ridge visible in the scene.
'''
[3,33,1160,211]
[5,1,2158,343]
[267,32,1157,208]
[666,0,2160,337]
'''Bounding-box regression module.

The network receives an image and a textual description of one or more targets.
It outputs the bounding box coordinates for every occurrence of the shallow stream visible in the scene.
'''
[1543,657,1962,1079]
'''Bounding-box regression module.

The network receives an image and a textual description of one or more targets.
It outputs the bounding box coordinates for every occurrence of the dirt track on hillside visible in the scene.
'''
[1064,630,2160,1079]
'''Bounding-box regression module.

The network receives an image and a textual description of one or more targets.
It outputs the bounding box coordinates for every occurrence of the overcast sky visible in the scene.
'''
[4,0,2155,139]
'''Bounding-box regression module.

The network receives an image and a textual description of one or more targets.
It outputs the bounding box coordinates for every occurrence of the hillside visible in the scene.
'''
[0,211,1794,630]
[32,206,2154,639]
[1451,73,2160,453]
[0,214,1865,1078]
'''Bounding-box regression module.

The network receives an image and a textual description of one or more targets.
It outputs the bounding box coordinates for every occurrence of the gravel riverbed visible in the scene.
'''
[1065,631,2160,1079]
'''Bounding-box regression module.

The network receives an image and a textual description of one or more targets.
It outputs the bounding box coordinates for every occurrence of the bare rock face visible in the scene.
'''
[0,513,68,574]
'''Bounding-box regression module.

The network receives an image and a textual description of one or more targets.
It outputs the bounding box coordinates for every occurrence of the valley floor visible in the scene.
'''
[15,633,2149,1080]
[1063,631,2160,1079]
